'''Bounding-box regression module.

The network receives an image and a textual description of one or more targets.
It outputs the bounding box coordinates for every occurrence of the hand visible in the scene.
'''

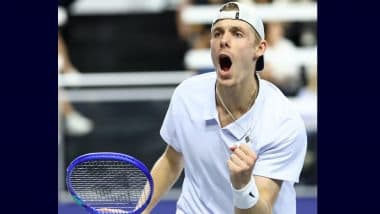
[227,144,257,189]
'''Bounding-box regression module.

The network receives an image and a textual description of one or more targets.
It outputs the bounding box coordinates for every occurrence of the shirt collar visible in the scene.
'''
[203,74,265,141]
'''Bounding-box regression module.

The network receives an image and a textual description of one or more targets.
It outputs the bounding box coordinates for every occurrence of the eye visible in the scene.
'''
[234,31,243,38]
[213,31,221,38]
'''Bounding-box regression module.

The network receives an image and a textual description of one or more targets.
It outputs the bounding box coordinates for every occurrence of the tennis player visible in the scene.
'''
[143,2,307,213]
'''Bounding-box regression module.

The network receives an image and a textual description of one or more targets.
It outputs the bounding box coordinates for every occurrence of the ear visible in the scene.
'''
[253,40,268,60]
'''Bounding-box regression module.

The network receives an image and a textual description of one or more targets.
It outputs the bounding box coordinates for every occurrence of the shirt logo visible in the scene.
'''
[249,192,255,198]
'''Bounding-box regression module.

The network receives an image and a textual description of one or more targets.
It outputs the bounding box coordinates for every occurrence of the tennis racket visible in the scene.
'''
[66,152,154,214]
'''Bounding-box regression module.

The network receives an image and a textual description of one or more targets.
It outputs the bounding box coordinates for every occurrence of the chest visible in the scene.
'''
[177,119,262,171]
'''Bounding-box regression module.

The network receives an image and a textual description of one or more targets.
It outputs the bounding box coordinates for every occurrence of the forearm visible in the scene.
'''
[233,176,281,214]
[58,32,75,71]
[143,147,183,213]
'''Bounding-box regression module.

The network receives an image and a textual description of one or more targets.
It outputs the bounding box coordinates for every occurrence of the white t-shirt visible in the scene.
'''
[160,72,307,214]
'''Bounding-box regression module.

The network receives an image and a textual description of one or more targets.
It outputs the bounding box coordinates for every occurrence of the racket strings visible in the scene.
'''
[69,160,151,211]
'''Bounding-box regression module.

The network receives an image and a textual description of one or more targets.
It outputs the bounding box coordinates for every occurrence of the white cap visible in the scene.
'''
[212,2,265,39]
[212,2,265,71]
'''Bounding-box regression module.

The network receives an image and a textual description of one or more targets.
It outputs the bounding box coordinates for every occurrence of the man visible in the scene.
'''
[144,2,307,213]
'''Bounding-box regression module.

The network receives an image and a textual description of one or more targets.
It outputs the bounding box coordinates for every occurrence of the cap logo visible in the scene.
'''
[235,12,239,19]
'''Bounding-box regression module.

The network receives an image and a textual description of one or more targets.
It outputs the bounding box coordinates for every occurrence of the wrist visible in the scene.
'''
[231,177,259,209]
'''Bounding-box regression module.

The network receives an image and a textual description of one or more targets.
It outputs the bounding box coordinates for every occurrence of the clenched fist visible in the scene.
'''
[227,143,258,189]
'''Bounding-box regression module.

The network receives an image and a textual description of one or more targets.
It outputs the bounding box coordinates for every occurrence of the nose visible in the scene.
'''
[220,33,231,48]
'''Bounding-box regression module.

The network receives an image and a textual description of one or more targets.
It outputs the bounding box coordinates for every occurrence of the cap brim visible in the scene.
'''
[256,56,264,71]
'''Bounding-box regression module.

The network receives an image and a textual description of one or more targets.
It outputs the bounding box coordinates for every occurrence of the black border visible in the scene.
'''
[319,1,380,213]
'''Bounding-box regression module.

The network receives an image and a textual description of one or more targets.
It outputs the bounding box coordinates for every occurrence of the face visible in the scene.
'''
[211,19,264,87]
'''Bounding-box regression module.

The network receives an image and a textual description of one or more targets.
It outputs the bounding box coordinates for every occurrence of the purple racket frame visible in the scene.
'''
[66,152,154,214]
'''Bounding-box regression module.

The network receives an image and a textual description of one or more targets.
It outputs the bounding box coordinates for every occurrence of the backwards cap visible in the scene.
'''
[212,2,265,71]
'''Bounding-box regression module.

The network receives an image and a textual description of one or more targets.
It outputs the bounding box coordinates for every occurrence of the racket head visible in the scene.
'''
[66,152,154,214]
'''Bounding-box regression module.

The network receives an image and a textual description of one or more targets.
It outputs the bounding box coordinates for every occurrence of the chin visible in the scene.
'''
[216,75,236,88]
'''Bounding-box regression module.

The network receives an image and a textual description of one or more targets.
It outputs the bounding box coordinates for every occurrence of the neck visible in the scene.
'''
[216,74,259,117]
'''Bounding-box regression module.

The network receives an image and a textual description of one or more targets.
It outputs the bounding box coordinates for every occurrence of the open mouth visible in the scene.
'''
[219,54,232,71]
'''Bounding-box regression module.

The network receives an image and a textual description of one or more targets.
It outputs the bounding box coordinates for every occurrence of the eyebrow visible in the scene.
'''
[230,26,245,33]
[212,26,224,33]
[212,25,246,33]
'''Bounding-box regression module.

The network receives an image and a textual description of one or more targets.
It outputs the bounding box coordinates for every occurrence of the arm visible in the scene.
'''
[142,145,184,214]
[58,32,79,73]
[235,176,281,214]
[58,32,72,72]
[228,144,282,214]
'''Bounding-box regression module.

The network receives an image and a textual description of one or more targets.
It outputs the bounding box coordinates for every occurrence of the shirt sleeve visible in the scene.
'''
[253,118,307,183]
[160,89,182,153]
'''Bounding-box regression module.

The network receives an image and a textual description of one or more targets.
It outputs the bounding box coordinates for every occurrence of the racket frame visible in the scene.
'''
[66,152,154,214]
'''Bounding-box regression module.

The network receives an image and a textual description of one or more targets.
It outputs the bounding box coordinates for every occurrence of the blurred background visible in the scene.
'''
[58,0,317,213]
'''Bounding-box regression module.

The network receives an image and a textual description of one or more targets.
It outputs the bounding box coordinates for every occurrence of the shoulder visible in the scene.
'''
[165,72,216,121]
[260,78,298,113]
[259,79,306,138]
[167,72,216,118]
